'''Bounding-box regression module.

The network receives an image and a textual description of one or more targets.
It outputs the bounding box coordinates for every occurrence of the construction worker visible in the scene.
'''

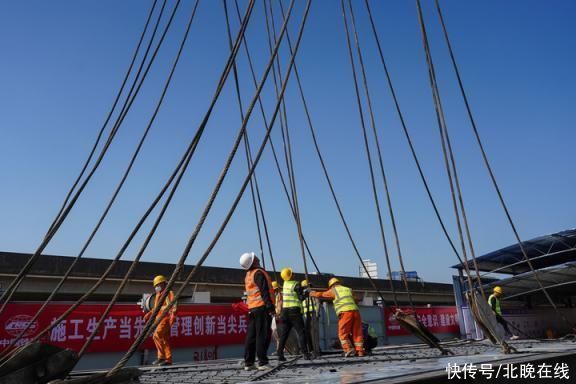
[144,275,176,366]
[362,322,378,354]
[301,279,318,354]
[488,286,519,340]
[240,252,275,371]
[277,268,309,361]
[309,277,365,357]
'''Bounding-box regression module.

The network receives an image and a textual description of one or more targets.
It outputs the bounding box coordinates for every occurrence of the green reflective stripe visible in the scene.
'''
[282,280,302,309]
[488,294,502,316]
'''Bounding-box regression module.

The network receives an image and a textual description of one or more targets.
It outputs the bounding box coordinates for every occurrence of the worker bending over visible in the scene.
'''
[362,322,378,354]
[144,275,176,366]
[277,268,309,361]
[488,286,519,340]
[310,278,365,357]
[301,279,318,354]
[240,252,276,370]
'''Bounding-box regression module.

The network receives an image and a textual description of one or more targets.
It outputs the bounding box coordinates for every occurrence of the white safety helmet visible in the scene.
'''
[239,252,256,270]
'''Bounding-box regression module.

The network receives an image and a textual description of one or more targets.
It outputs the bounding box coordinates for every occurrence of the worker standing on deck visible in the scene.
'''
[277,268,309,361]
[488,286,519,340]
[309,278,365,357]
[301,279,318,354]
[144,275,177,366]
[240,252,276,371]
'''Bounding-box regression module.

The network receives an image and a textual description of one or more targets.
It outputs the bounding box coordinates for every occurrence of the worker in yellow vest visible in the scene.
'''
[277,267,309,361]
[301,279,318,354]
[310,277,364,357]
[240,252,276,370]
[488,286,519,340]
[144,275,177,366]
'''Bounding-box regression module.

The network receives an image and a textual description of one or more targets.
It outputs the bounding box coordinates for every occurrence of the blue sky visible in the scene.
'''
[0,0,574,283]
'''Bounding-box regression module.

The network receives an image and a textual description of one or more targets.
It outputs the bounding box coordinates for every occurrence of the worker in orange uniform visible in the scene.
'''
[309,277,364,357]
[240,252,276,371]
[144,275,177,366]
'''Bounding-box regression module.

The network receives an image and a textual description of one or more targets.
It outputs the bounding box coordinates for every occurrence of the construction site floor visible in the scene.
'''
[70,339,576,383]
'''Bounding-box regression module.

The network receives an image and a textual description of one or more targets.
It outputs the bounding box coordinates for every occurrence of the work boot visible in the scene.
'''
[243,362,256,371]
[151,359,165,365]
[158,360,172,366]
[303,353,312,360]
[344,350,356,358]
[357,351,366,357]
[277,354,286,362]
[510,335,520,340]
[257,363,272,370]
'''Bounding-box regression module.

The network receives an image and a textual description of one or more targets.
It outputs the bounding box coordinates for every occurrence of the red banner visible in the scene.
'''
[384,306,459,336]
[0,302,248,353]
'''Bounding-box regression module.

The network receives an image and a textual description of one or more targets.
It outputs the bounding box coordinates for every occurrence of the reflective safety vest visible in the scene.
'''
[302,297,317,315]
[367,324,377,339]
[488,294,502,316]
[332,285,358,315]
[245,268,275,310]
[282,280,302,309]
[153,290,177,320]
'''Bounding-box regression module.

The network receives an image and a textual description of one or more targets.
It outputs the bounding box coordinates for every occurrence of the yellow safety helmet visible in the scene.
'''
[301,279,308,287]
[493,286,503,295]
[328,277,340,288]
[272,281,279,290]
[281,267,293,281]
[153,275,167,287]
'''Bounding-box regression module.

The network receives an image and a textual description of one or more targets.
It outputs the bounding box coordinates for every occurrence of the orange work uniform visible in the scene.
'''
[311,285,364,354]
[145,290,176,363]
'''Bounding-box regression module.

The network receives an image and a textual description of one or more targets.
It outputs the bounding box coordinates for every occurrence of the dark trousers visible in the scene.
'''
[277,308,307,356]
[303,314,315,353]
[496,314,512,336]
[245,307,272,365]
[364,336,377,352]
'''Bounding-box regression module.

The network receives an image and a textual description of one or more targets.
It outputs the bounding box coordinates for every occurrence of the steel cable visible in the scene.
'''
[0,0,250,368]
[108,0,310,374]
[223,0,269,275]
[0,0,192,364]
[265,0,309,280]
[414,0,480,294]
[433,0,572,327]
[276,0,394,300]
[363,0,464,267]
[341,0,402,306]
[0,0,177,354]
[45,0,159,235]
[0,0,172,314]
[77,0,201,358]
[346,0,407,307]
[232,0,322,279]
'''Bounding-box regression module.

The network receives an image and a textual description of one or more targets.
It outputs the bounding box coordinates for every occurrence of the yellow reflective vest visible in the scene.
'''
[302,297,317,315]
[332,285,358,315]
[488,294,502,316]
[282,280,302,309]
